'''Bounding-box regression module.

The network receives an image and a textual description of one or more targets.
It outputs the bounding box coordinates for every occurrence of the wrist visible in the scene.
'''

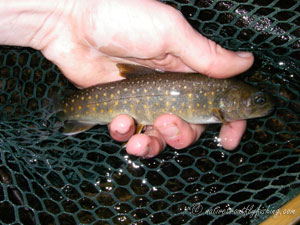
[0,0,78,50]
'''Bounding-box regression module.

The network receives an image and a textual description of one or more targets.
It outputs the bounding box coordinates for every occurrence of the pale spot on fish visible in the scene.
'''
[196,103,200,107]
[117,90,120,95]
[199,90,203,94]
[204,93,207,97]
[181,102,185,107]
[65,103,68,107]
[103,93,107,97]
[71,99,75,103]
[155,102,159,106]
[95,94,99,99]
[88,96,91,100]
[166,102,170,107]
[165,91,169,95]
[96,103,100,106]
[144,105,147,109]
[132,90,135,94]
[188,93,193,98]
[208,101,213,105]
[188,105,192,109]
[104,102,107,106]
[124,88,128,91]
[115,101,119,106]
[110,94,114,98]
[136,99,140,104]
[81,97,84,100]
[124,100,128,104]
[144,89,148,93]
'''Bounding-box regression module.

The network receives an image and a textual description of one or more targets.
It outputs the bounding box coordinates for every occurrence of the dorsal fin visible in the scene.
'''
[117,63,162,78]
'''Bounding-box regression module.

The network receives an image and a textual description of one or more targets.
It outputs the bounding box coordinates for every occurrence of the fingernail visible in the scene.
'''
[158,124,179,139]
[236,51,253,58]
[115,124,131,135]
[141,145,151,158]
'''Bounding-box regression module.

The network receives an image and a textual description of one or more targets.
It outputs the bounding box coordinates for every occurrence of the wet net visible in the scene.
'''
[0,0,299,224]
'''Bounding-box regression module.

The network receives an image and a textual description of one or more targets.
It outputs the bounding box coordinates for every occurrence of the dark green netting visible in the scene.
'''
[0,0,300,224]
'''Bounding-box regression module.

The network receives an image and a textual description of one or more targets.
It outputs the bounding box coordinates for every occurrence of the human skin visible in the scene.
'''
[0,0,253,158]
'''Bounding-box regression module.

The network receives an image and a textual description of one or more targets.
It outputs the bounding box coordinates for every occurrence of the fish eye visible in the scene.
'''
[254,92,266,105]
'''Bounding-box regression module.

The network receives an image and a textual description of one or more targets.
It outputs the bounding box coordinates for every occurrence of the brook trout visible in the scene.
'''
[57,64,274,135]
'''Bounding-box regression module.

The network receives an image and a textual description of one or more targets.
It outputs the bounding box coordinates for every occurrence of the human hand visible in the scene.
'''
[37,0,253,157]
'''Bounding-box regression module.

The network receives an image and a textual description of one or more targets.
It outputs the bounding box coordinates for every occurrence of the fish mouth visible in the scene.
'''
[264,105,275,116]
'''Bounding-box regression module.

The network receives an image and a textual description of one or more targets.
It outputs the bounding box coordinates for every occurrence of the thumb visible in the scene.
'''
[175,29,254,78]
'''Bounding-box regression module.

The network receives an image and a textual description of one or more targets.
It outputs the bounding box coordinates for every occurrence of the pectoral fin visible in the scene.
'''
[212,108,227,124]
[63,121,96,135]
[122,123,145,148]
[135,124,145,134]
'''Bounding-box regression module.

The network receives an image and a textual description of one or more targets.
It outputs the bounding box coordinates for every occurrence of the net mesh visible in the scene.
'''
[0,0,299,224]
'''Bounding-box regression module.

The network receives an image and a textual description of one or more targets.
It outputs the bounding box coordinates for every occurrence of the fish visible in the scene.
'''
[57,63,275,135]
